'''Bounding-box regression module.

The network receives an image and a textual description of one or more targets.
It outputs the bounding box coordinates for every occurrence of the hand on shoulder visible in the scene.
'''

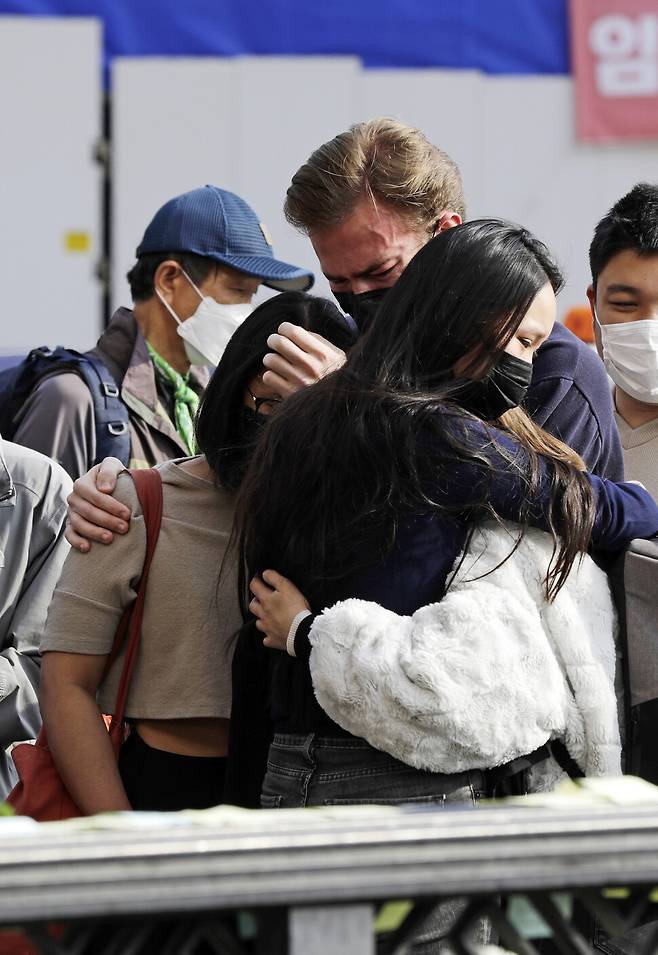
[65,457,131,552]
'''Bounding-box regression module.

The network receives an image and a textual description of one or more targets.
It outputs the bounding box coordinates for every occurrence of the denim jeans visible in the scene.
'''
[261,734,490,953]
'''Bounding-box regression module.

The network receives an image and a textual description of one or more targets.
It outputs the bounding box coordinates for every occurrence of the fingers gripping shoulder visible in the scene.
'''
[112,472,143,518]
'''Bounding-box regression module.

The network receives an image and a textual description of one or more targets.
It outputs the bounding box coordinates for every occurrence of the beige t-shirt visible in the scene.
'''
[615,411,658,502]
[41,459,240,719]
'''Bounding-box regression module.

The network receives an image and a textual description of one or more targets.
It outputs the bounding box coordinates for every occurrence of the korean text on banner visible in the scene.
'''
[570,0,658,142]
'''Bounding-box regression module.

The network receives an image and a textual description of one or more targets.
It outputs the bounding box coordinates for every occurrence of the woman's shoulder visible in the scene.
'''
[155,458,234,526]
[422,407,515,453]
[111,460,231,526]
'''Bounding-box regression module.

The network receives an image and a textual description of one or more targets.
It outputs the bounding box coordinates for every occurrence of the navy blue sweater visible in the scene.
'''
[270,415,657,737]
[526,323,623,481]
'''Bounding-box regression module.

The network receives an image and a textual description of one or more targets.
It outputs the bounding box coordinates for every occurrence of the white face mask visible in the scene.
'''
[594,310,658,404]
[156,271,254,367]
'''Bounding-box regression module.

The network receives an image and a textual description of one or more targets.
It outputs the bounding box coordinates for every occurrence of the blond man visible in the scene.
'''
[263,118,622,479]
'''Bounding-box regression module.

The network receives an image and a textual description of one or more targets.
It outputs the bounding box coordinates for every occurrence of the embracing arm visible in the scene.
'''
[526,378,623,481]
[65,458,131,552]
[251,525,620,777]
[40,651,131,813]
[250,546,578,774]
[436,416,658,551]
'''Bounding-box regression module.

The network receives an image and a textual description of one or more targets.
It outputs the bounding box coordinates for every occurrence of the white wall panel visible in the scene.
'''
[480,75,658,313]
[2,37,655,353]
[231,56,362,302]
[112,56,361,308]
[112,58,238,311]
[0,17,101,354]
[359,69,485,215]
[112,57,658,319]
[360,69,658,316]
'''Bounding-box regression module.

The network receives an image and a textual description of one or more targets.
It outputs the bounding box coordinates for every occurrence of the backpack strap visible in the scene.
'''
[0,346,130,467]
[0,347,81,440]
[76,352,131,467]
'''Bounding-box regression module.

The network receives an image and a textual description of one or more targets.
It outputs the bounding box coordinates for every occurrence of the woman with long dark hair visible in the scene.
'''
[237,220,658,810]
[37,292,355,814]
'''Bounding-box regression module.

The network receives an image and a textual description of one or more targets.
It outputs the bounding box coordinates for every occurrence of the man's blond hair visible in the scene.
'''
[284,118,465,236]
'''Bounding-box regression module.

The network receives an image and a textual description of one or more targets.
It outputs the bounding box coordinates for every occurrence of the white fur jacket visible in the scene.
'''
[308,522,621,777]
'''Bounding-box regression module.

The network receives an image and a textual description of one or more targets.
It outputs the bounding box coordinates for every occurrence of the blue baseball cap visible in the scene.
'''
[135,185,314,292]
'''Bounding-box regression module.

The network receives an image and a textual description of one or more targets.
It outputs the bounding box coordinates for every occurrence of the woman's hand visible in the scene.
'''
[65,457,131,551]
[249,570,311,651]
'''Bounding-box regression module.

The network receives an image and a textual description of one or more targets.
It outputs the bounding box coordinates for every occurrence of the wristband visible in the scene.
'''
[286,610,312,657]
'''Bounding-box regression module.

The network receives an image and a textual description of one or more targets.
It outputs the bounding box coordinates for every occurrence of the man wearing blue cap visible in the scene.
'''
[12,185,312,480]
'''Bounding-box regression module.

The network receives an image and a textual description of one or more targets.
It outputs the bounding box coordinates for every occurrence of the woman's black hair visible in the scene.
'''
[351,218,563,388]
[237,219,596,606]
[195,291,356,490]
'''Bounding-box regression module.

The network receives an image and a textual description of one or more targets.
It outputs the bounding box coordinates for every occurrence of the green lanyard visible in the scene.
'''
[146,343,199,455]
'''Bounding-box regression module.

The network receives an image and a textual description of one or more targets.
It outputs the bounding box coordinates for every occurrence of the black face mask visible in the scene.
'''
[456,352,533,421]
[334,288,390,335]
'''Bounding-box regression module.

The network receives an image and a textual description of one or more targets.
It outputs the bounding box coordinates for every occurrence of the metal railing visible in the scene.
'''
[2,801,658,954]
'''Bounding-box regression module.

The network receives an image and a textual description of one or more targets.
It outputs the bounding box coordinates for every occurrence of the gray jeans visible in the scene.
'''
[261,733,487,808]
[261,733,491,953]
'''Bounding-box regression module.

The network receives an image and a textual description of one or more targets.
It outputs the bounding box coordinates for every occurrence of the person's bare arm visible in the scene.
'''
[261,322,347,398]
[40,651,132,814]
[65,458,131,551]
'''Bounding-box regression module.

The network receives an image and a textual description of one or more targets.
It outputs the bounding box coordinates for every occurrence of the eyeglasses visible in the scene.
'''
[247,385,283,415]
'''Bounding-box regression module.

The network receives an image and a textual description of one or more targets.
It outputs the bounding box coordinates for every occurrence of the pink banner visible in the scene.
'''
[570,0,658,142]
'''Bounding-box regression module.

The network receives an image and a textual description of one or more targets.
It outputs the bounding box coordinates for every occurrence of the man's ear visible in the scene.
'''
[153,260,182,303]
[435,210,462,234]
[587,284,604,359]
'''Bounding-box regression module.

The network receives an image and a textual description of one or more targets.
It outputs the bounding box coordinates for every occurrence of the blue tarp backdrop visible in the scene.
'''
[0,0,570,78]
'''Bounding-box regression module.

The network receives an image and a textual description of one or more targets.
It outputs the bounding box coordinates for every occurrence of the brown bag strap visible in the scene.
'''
[106,468,163,751]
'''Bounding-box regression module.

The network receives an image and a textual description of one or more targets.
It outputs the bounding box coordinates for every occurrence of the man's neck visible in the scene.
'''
[133,300,190,376]
[614,386,658,429]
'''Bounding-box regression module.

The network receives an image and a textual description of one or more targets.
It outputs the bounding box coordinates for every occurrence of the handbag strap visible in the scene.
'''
[107,468,163,750]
